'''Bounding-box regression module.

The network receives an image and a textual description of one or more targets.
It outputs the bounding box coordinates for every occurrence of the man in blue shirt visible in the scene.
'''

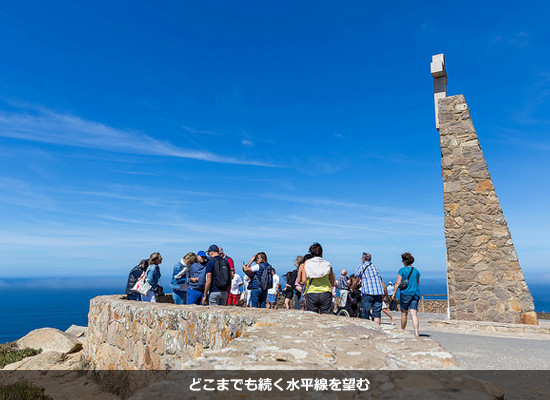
[202,244,230,305]
[352,252,384,325]
[337,270,350,308]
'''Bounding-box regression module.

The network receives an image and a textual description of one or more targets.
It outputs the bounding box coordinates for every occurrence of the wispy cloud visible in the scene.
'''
[262,193,440,226]
[0,107,274,166]
[281,215,403,235]
[490,31,529,48]
[242,139,254,147]
[181,125,222,136]
[511,31,529,47]
[491,126,550,151]
[110,170,159,176]
[0,177,56,210]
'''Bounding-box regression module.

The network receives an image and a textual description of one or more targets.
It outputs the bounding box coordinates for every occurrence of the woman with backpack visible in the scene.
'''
[391,252,421,336]
[142,252,163,302]
[243,252,272,308]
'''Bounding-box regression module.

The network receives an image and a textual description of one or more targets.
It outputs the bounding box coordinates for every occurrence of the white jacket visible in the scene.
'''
[304,257,332,278]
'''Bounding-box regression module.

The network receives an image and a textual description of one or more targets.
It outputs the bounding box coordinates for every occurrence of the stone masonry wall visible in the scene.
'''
[87,295,459,370]
[438,95,537,325]
[87,296,255,370]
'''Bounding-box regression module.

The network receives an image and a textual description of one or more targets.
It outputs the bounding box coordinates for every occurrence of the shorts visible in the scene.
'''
[227,293,240,305]
[304,292,333,314]
[361,294,382,319]
[284,290,293,299]
[400,293,419,311]
[267,293,277,303]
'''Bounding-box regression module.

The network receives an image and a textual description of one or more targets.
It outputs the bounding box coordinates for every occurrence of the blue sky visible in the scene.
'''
[1,1,549,285]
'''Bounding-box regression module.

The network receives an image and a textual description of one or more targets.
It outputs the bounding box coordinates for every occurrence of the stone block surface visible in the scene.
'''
[438,95,536,325]
[87,296,459,370]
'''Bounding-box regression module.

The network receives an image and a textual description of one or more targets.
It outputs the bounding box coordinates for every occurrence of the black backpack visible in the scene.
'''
[258,263,274,291]
[214,258,231,290]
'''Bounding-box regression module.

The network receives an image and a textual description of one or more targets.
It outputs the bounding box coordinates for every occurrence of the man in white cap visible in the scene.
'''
[387,281,396,311]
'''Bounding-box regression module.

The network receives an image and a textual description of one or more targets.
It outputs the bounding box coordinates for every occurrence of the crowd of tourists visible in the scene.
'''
[125,242,422,336]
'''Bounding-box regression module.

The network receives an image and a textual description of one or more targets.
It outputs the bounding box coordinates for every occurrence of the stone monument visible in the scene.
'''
[431,54,537,325]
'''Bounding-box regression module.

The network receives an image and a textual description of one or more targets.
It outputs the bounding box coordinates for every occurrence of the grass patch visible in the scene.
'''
[0,342,42,368]
[0,380,53,400]
[537,312,550,320]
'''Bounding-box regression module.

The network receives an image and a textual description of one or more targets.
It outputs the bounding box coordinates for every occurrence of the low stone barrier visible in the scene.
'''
[87,295,258,369]
[419,299,447,313]
[87,295,459,370]
[428,319,550,335]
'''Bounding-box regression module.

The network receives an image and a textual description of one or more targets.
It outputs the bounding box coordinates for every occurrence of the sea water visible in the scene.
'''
[1,277,548,343]
[0,277,123,343]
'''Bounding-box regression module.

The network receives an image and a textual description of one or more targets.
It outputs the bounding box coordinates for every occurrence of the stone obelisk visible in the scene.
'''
[431,54,537,325]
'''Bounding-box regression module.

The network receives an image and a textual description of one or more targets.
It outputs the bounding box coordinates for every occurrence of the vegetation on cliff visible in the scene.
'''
[0,380,53,400]
[0,342,42,368]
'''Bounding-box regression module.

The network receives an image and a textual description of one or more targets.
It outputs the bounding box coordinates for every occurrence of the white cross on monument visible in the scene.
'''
[431,53,447,130]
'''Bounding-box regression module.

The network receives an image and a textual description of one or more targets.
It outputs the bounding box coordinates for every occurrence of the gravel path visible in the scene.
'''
[379,311,550,400]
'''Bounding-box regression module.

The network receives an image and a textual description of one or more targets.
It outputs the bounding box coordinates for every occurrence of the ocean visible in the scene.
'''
[1,277,549,343]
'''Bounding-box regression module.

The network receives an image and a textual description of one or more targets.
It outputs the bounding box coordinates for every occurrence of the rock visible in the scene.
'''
[3,351,66,370]
[66,324,88,338]
[18,328,82,354]
[519,312,538,326]
[478,379,506,400]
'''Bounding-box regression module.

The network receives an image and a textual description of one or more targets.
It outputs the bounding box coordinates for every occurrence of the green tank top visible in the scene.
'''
[305,274,332,294]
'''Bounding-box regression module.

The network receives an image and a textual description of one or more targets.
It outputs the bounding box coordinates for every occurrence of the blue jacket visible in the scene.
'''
[170,260,190,290]
[146,264,161,290]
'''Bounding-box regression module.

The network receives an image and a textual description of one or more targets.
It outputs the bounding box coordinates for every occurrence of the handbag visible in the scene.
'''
[132,271,152,296]
[398,267,415,290]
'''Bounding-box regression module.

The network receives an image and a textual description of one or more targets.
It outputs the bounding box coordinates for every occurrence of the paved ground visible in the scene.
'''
[380,311,550,399]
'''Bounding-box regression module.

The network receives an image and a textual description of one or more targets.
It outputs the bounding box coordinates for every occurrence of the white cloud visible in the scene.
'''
[511,31,529,47]
[242,139,254,147]
[0,107,274,166]
[181,125,221,136]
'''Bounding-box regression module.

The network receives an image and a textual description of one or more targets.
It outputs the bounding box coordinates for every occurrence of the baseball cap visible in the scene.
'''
[208,244,219,253]
[197,251,207,258]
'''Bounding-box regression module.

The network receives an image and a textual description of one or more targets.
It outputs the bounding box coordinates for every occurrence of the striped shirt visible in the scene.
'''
[355,262,384,296]
[337,274,349,290]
